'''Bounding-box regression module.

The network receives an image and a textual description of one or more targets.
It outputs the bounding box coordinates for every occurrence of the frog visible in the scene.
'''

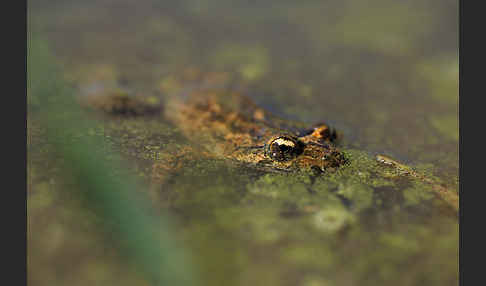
[156,69,347,176]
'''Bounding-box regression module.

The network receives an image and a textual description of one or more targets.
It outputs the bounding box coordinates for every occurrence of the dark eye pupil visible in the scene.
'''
[278,144,291,152]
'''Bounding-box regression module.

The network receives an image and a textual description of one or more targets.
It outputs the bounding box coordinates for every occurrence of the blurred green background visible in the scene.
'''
[28,1,458,285]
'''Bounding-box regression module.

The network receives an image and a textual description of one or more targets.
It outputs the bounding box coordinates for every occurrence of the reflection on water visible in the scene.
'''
[32,0,458,172]
[28,0,458,285]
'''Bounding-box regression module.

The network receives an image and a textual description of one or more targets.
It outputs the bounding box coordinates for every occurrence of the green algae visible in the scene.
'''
[415,57,459,105]
[339,222,458,286]
[312,206,355,234]
[402,182,435,207]
[176,158,458,285]
[29,1,458,285]
[414,57,459,143]
[329,2,431,56]
[29,102,458,286]
[248,173,312,199]
[430,114,459,142]
[210,44,269,81]
[335,182,374,212]
[27,180,56,211]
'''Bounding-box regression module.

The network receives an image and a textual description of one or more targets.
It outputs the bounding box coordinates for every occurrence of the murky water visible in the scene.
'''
[28,1,458,285]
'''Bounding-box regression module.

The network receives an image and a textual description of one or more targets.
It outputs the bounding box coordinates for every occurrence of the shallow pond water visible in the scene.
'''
[28,1,458,285]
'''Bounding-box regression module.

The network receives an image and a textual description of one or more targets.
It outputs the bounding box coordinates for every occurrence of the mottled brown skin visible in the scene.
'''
[163,83,347,174]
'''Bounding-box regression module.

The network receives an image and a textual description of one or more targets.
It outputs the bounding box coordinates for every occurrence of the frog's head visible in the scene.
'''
[262,134,346,173]
[231,123,346,173]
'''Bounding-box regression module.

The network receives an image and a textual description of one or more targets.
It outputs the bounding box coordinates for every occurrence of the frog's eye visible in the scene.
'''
[266,136,304,161]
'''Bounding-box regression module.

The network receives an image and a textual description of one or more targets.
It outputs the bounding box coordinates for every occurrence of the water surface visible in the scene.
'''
[28,1,458,285]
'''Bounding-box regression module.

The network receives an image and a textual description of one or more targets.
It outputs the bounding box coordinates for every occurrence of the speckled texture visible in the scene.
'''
[28,1,458,285]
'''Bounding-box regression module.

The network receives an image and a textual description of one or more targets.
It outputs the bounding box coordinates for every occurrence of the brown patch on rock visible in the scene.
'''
[81,91,161,117]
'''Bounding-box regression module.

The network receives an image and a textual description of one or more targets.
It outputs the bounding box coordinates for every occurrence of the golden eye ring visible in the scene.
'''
[265,135,304,162]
